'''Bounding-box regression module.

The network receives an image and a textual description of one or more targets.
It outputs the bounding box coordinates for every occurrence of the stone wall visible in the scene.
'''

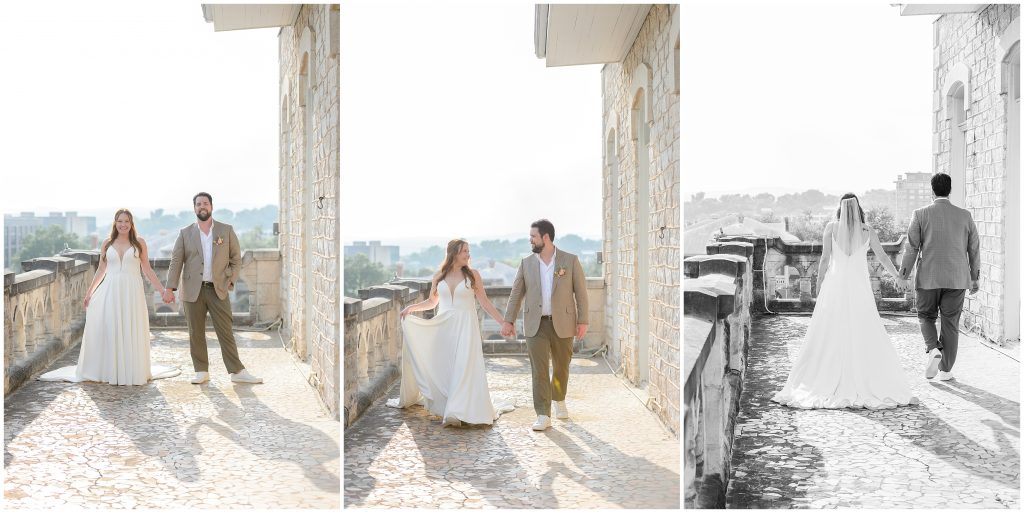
[601,4,680,435]
[932,4,1020,343]
[278,4,341,419]
[683,243,754,508]
[343,283,427,428]
[716,236,914,314]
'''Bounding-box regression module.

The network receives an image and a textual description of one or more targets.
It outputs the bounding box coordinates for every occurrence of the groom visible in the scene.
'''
[502,219,588,431]
[900,173,980,382]
[165,192,262,384]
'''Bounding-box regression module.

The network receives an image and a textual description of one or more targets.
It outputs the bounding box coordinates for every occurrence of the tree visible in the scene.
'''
[757,211,780,223]
[344,254,389,297]
[865,206,901,243]
[239,226,278,250]
[14,226,83,272]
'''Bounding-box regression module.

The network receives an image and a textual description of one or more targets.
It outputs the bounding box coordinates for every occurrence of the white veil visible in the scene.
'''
[834,197,864,256]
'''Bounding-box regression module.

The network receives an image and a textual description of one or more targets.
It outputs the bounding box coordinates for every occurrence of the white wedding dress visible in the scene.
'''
[771,230,918,409]
[386,279,515,425]
[39,246,179,385]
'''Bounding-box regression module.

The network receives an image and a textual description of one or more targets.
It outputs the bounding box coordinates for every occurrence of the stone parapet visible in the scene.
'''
[683,249,753,508]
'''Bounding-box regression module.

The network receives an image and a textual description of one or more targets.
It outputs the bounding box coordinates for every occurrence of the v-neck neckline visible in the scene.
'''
[443,275,462,303]
[112,241,131,264]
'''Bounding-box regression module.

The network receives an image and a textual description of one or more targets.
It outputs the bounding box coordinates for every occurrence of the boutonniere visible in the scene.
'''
[556,267,567,277]
[215,237,225,246]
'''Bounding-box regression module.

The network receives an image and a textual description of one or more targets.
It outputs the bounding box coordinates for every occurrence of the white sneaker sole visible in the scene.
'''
[190,376,209,384]
[532,424,550,431]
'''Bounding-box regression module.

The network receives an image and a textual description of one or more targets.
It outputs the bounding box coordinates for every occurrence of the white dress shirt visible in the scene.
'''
[538,250,557,316]
[199,222,215,282]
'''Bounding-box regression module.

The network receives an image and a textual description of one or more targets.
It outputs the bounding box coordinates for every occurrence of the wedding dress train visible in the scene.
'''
[771,233,918,409]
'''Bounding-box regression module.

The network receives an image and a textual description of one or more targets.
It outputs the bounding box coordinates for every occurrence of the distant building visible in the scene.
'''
[4,211,98,269]
[894,172,934,224]
[344,241,399,267]
[477,259,517,286]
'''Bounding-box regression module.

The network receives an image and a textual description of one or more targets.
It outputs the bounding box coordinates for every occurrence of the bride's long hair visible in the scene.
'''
[100,208,143,262]
[435,239,478,292]
[834,193,866,255]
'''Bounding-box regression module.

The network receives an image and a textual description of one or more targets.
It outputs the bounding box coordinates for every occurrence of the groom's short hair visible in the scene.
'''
[532,219,555,241]
[931,173,952,197]
[193,192,213,206]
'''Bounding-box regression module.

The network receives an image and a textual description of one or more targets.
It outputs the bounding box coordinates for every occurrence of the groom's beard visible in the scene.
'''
[195,210,211,221]
[531,242,544,254]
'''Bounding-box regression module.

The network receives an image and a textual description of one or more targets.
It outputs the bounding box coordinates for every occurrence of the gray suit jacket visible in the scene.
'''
[900,198,980,290]
[504,249,589,339]
[165,222,242,302]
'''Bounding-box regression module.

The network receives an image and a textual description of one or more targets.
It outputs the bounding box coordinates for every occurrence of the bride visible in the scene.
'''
[772,194,918,409]
[386,239,515,427]
[39,209,179,385]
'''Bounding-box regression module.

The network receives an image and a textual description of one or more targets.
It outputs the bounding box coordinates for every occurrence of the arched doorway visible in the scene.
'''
[1003,40,1020,343]
[299,28,314,362]
[606,129,621,363]
[632,88,650,385]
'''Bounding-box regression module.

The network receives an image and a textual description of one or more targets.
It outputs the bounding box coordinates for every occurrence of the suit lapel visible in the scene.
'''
[552,251,565,296]
[211,222,221,263]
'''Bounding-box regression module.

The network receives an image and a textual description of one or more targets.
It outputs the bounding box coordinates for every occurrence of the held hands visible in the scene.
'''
[83,293,92,308]
[162,289,176,304]
[500,321,515,338]
[576,323,588,340]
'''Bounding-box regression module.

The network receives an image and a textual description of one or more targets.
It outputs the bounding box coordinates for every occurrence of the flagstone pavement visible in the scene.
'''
[344,355,680,509]
[727,314,1019,509]
[4,329,340,509]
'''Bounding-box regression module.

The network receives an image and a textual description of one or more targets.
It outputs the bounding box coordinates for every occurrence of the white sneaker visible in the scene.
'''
[553,401,569,419]
[924,348,942,379]
[937,371,954,381]
[443,417,462,428]
[532,415,551,431]
[190,372,209,384]
[230,369,263,384]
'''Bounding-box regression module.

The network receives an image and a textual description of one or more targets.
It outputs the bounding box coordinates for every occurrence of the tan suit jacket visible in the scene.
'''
[900,198,981,290]
[504,249,589,339]
[166,222,241,302]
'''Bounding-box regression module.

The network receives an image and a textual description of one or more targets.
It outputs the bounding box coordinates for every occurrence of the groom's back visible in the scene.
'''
[908,201,980,289]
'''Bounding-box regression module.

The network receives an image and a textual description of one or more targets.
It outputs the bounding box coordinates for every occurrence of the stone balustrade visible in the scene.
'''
[712,235,913,313]
[4,256,95,395]
[683,242,754,508]
[4,249,283,396]
[342,278,606,428]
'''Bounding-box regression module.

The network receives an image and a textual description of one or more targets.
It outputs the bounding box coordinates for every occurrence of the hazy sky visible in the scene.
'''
[681,2,935,199]
[340,2,604,244]
[0,2,280,219]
